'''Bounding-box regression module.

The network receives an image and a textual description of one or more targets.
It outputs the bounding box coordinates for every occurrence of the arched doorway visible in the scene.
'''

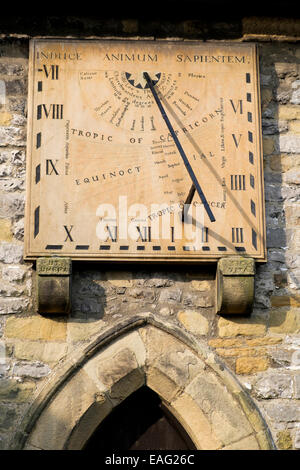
[12,315,275,450]
[84,386,196,450]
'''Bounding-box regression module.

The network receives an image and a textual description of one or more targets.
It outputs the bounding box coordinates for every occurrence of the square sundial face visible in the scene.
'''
[24,39,266,262]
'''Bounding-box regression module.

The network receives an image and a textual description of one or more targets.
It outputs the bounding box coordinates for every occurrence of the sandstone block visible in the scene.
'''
[177,310,209,335]
[146,366,180,403]
[14,341,68,365]
[28,369,109,450]
[289,121,300,134]
[271,295,300,307]
[5,316,67,341]
[191,280,212,291]
[153,347,205,389]
[236,357,269,374]
[169,393,221,449]
[67,319,105,343]
[215,347,265,358]
[185,371,252,445]
[268,308,300,334]
[218,316,267,337]
[277,430,293,449]
[294,375,300,398]
[208,338,245,348]
[278,105,300,120]
[106,271,133,287]
[0,112,12,126]
[295,429,300,449]
[222,435,260,450]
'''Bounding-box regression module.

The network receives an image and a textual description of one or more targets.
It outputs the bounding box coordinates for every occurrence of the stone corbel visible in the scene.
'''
[36,257,72,315]
[216,256,255,315]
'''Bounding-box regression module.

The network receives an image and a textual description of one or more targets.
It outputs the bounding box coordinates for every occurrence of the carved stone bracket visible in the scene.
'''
[216,256,255,315]
[36,257,72,315]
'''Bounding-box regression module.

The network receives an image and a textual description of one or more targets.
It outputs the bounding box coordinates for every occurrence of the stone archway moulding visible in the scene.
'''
[10,313,275,450]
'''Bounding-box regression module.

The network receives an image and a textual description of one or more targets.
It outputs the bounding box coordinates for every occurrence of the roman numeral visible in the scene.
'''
[229,99,243,114]
[232,227,244,243]
[46,159,59,175]
[231,175,246,190]
[64,225,74,242]
[136,226,151,242]
[38,65,59,80]
[106,226,117,242]
[37,104,63,119]
[232,134,242,148]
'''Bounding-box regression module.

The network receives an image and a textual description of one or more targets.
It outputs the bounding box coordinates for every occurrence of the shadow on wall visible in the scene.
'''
[254,43,300,331]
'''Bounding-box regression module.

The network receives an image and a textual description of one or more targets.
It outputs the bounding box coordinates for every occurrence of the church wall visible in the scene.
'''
[0,16,299,450]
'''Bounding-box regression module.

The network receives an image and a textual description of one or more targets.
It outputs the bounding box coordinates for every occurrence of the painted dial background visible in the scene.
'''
[24,40,266,261]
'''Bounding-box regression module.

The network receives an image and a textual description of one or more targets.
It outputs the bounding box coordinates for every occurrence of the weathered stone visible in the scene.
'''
[154,348,204,389]
[28,369,110,450]
[0,126,26,146]
[5,316,67,341]
[264,401,300,422]
[0,218,12,241]
[263,136,276,154]
[106,271,133,287]
[222,435,260,450]
[185,371,252,446]
[0,404,16,430]
[0,112,12,126]
[268,308,300,334]
[159,289,182,303]
[218,316,267,337]
[254,373,293,398]
[295,429,300,449]
[216,347,265,358]
[13,361,51,379]
[182,292,213,308]
[278,104,300,120]
[146,366,180,403]
[177,310,209,335]
[271,295,300,307]
[277,430,293,449]
[208,338,246,348]
[236,357,269,374]
[294,375,300,398]
[279,135,300,153]
[2,265,27,282]
[0,379,35,402]
[0,298,29,315]
[191,280,212,291]
[14,341,68,364]
[67,319,105,343]
[169,393,222,449]
[245,337,282,346]
[0,243,23,263]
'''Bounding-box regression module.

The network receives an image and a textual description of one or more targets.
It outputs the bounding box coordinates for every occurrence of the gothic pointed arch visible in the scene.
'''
[11,313,275,450]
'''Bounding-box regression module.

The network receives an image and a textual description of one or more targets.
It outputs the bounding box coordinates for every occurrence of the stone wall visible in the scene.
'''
[0,20,300,450]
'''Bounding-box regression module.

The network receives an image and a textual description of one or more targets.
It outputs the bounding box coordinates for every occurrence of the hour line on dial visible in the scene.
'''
[143,71,216,223]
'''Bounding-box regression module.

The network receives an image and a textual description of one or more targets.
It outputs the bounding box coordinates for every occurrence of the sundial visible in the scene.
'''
[24,39,266,264]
